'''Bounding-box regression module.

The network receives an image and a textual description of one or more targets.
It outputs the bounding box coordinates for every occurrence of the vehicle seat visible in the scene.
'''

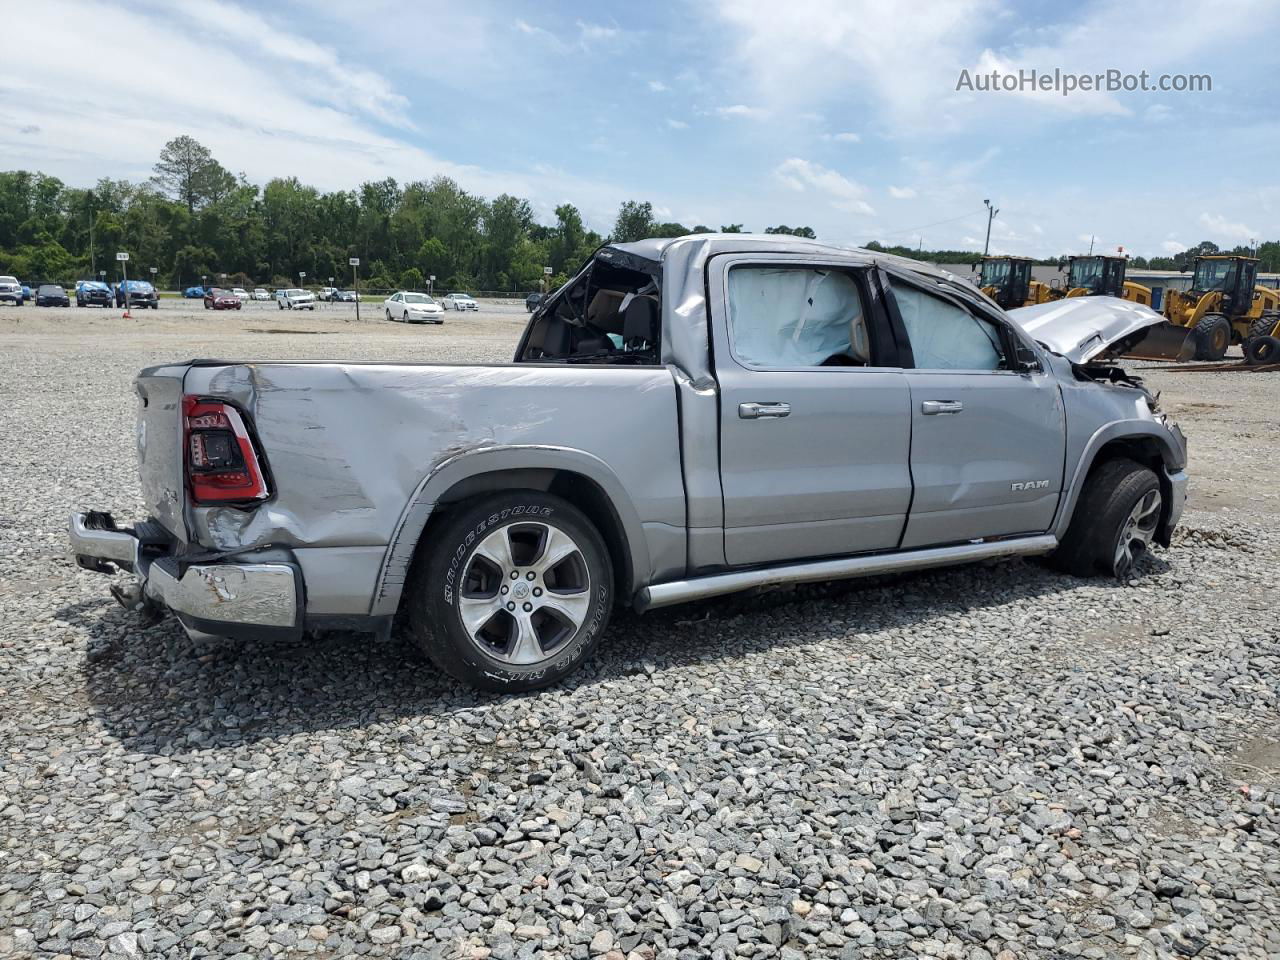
[538,317,572,357]
[623,297,658,352]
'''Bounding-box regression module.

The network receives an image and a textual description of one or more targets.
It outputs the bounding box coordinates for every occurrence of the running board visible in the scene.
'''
[635,534,1058,612]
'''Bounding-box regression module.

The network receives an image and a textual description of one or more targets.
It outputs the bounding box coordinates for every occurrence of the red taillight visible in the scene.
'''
[183,396,270,504]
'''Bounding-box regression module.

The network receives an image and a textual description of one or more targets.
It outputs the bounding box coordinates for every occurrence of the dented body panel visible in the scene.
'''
[81,233,1188,642]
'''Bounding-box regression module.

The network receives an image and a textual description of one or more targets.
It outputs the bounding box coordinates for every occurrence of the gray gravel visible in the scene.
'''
[2,305,1279,959]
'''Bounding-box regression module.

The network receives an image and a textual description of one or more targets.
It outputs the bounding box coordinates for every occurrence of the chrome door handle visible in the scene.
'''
[921,400,964,415]
[739,401,791,420]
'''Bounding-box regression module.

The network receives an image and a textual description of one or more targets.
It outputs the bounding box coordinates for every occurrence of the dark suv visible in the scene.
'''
[76,280,113,307]
[115,280,159,309]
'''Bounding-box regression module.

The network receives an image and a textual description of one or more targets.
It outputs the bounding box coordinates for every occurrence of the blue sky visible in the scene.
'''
[4,0,1279,258]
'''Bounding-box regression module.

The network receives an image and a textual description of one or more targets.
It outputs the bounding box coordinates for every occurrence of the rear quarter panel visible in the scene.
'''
[180,362,686,611]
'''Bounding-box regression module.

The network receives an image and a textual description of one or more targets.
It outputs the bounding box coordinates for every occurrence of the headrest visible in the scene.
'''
[623,297,658,343]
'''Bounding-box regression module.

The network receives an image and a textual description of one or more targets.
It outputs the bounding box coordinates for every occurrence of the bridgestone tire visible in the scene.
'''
[1049,458,1162,580]
[1245,335,1280,366]
[408,491,614,692]
[1192,314,1230,361]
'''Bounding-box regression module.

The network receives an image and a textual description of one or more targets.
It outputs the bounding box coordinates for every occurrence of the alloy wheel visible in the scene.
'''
[457,522,591,665]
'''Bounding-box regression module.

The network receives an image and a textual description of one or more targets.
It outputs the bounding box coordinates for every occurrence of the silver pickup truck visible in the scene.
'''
[70,235,1187,691]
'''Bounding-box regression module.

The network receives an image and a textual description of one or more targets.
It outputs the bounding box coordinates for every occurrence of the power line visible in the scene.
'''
[876,208,986,239]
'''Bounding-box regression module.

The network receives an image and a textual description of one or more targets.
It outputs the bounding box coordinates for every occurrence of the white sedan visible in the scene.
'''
[442,293,478,311]
[231,287,250,302]
[252,288,271,301]
[384,291,444,324]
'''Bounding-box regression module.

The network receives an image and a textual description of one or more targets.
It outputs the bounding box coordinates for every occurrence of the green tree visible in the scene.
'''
[765,224,817,238]
[151,136,226,213]
[611,200,654,243]
[400,267,424,289]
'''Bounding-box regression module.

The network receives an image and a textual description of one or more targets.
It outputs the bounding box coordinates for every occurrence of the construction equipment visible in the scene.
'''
[1058,255,1153,307]
[974,256,1057,309]
[1126,255,1280,362]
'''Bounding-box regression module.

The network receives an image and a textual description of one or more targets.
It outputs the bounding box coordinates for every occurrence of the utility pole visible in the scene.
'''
[89,209,95,276]
[1088,235,1095,255]
[982,199,999,256]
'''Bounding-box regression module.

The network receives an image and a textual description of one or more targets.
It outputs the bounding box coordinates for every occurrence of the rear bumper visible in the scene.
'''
[69,512,302,640]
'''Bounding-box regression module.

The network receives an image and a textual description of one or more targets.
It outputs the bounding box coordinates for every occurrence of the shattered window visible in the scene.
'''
[727,267,871,368]
[891,281,1005,371]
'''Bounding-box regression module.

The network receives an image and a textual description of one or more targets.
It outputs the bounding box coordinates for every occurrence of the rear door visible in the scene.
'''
[709,255,912,566]
[880,270,1066,549]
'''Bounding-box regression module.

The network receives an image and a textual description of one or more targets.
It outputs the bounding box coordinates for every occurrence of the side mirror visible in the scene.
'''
[1012,342,1041,372]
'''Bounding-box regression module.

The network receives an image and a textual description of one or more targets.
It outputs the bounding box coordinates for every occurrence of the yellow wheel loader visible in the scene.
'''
[1059,255,1153,307]
[1125,255,1280,362]
[974,256,1058,310]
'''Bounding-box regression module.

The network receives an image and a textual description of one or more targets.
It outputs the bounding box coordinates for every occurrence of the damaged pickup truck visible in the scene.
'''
[70,235,1187,691]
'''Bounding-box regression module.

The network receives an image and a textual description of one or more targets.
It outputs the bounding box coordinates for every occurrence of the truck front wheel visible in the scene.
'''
[1049,458,1162,580]
[408,491,614,692]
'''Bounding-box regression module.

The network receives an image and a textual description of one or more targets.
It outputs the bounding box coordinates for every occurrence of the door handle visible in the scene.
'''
[739,401,791,420]
[921,400,964,415]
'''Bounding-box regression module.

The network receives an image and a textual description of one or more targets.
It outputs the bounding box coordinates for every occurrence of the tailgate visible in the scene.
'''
[135,363,190,541]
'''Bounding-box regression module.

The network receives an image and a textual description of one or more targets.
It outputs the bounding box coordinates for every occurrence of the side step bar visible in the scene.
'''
[635,534,1058,612]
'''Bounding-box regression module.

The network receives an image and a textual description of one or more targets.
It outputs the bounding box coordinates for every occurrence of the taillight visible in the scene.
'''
[183,396,270,504]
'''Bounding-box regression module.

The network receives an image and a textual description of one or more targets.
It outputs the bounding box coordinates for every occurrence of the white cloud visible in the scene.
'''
[666,118,689,129]
[774,158,875,215]
[716,104,768,119]
[888,185,916,199]
[821,132,861,143]
[577,20,620,44]
[648,80,669,92]
[0,0,633,232]
[1161,239,1187,254]
[1198,212,1256,243]
[1144,103,1173,123]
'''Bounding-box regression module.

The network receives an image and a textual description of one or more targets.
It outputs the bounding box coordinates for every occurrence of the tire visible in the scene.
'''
[278,301,283,310]
[1245,335,1280,366]
[1049,457,1162,580]
[1192,314,1230,361]
[408,491,614,692]
[1248,313,1279,342]
[386,309,393,322]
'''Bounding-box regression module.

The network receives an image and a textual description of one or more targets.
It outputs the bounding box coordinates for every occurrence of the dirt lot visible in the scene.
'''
[1,303,1278,959]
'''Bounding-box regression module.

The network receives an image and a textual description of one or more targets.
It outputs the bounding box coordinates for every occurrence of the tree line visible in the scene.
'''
[1,135,1269,292]
[0,136,816,292]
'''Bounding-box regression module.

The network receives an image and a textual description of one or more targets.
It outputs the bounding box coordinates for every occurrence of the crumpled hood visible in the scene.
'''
[1008,296,1166,364]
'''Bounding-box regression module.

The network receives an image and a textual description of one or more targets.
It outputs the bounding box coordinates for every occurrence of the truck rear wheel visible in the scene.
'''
[408,491,614,692]
[1192,314,1230,361]
[1049,458,1162,580]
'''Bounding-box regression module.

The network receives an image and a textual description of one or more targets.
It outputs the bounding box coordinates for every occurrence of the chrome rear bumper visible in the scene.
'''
[68,512,301,638]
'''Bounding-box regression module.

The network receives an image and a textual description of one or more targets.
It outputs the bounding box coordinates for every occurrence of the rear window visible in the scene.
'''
[39,284,63,294]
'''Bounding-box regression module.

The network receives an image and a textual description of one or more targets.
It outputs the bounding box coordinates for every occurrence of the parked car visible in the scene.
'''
[76,280,113,307]
[318,286,339,302]
[35,283,70,307]
[116,280,158,309]
[336,289,357,302]
[276,288,316,310]
[525,292,543,312]
[442,293,478,311]
[21,284,31,301]
[183,286,206,298]
[384,291,444,323]
[252,288,271,301]
[0,275,25,306]
[231,287,250,302]
[204,288,242,310]
[68,234,1188,693]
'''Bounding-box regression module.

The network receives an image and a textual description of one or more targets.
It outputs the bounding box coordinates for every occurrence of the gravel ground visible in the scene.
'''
[1,304,1278,960]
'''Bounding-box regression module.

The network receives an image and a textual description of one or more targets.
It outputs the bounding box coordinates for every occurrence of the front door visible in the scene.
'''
[709,256,913,566]
[880,272,1067,549]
